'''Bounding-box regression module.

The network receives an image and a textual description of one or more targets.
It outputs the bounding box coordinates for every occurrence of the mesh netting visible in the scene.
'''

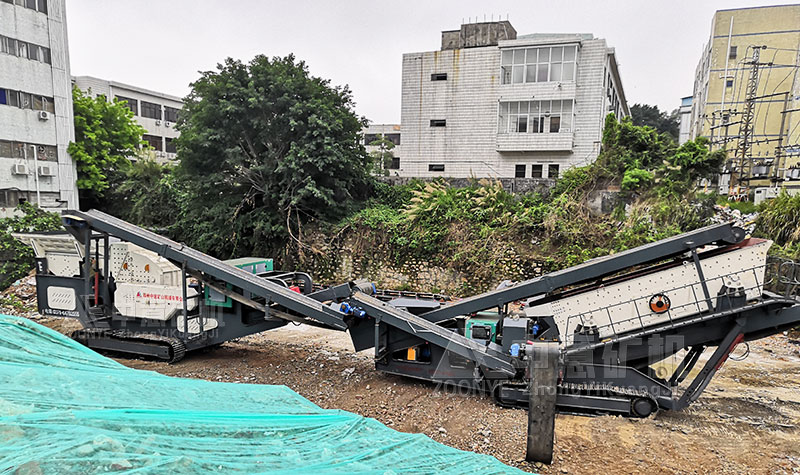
[0,315,524,474]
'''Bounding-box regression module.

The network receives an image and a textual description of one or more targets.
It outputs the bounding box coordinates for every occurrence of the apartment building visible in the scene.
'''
[398,21,628,179]
[73,76,183,163]
[678,96,693,145]
[689,4,800,197]
[0,0,78,216]
[363,123,401,174]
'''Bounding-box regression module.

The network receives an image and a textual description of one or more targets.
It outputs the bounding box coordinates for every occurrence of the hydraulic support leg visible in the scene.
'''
[525,341,560,464]
[676,319,745,409]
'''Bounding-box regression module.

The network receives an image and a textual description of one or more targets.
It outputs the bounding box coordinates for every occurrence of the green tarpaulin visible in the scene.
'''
[0,315,524,474]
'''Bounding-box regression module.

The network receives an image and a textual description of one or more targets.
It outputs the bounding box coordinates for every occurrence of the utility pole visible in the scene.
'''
[732,46,768,199]
[772,92,790,183]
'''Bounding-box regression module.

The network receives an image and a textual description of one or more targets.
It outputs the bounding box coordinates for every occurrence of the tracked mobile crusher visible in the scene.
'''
[26,210,800,463]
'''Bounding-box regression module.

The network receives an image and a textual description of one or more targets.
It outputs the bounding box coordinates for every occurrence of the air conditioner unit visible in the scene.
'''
[38,165,56,177]
[155,120,162,126]
[165,122,171,128]
[38,111,50,121]
[12,164,29,175]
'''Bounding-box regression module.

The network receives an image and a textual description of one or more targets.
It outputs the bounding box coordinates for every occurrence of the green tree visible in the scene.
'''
[368,135,396,176]
[629,103,680,141]
[0,203,62,289]
[175,54,372,258]
[68,87,146,207]
[107,159,183,229]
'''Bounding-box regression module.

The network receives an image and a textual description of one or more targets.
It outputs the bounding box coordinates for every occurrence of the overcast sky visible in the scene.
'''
[67,0,796,124]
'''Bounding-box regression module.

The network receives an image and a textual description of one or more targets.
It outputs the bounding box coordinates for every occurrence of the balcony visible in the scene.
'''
[496,131,573,152]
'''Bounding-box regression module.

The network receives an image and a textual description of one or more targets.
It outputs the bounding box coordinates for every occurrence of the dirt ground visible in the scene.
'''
[31,314,800,475]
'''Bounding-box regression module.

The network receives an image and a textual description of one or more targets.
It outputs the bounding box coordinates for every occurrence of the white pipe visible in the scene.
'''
[31,145,41,205]
[720,16,734,116]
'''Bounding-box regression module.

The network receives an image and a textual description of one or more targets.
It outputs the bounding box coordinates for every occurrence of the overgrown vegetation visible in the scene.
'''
[0,203,62,289]
[629,103,680,141]
[755,191,800,260]
[169,54,372,260]
[329,114,726,291]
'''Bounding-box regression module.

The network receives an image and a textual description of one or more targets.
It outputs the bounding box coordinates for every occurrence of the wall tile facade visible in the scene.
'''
[397,28,629,179]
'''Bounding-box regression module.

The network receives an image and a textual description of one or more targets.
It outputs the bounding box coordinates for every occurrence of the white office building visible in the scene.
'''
[678,96,692,145]
[398,21,629,179]
[73,76,183,163]
[0,0,78,216]
[363,123,401,174]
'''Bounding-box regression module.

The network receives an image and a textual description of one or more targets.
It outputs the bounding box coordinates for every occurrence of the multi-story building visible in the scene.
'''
[678,96,693,145]
[0,0,78,216]
[363,123,400,175]
[688,4,800,197]
[73,76,183,163]
[398,21,629,179]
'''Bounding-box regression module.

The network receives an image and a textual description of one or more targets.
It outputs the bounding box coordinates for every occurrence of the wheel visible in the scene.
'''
[632,397,657,418]
[167,338,186,363]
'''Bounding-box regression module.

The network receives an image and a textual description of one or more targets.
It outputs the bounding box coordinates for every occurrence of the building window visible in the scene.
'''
[164,106,179,123]
[364,133,401,146]
[498,100,573,134]
[726,79,733,88]
[548,164,560,178]
[165,137,177,154]
[0,37,14,55]
[388,157,400,170]
[3,0,47,13]
[531,164,543,178]
[140,101,162,120]
[143,134,163,151]
[728,45,737,59]
[116,96,138,115]
[549,116,561,133]
[501,45,578,85]
[431,73,448,81]
[430,119,446,127]
[0,140,56,160]
[19,92,32,109]
[385,133,401,146]
[428,164,445,172]
[515,164,526,178]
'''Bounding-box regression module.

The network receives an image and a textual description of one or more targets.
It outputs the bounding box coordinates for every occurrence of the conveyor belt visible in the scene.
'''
[62,210,348,330]
[350,292,516,375]
[420,222,745,323]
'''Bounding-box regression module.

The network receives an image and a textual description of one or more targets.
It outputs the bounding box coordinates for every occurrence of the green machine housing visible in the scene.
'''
[464,312,501,342]
[204,257,273,307]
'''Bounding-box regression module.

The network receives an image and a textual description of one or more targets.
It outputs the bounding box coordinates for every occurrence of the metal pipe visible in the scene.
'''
[720,16,734,116]
[181,261,188,335]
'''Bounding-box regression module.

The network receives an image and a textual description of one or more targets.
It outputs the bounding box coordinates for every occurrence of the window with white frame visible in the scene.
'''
[501,45,577,85]
[498,100,573,134]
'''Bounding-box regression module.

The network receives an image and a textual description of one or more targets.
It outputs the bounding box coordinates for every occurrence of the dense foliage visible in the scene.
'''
[104,159,183,230]
[68,87,146,207]
[172,54,372,259]
[755,191,800,259]
[0,203,62,289]
[629,103,680,141]
[333,114,726,291]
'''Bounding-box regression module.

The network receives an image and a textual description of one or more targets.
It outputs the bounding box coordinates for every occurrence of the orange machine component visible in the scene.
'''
[407,347,417,361]
[649,294,671,314]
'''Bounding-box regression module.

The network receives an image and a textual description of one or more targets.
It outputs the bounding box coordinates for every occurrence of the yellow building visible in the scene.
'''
[689,4,800,200]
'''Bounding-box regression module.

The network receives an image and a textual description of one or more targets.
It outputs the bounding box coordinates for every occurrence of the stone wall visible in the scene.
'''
[378,176,555,195]
[299,232,546,296]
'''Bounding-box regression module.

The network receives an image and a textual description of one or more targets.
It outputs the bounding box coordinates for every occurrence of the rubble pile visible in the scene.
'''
[709,205,758,235]
[0,270,39,319]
